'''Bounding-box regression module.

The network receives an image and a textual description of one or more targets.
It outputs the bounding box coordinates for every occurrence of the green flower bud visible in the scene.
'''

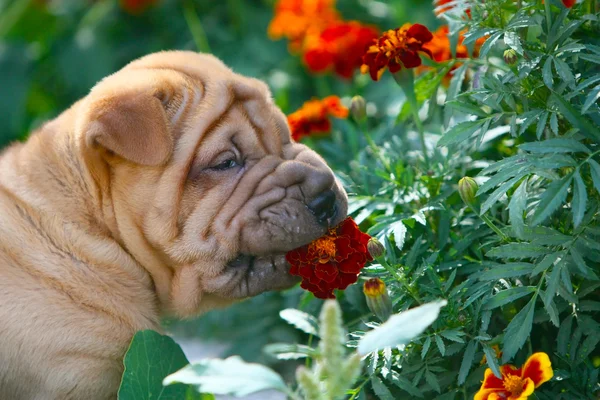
[349,95,367,122]
[503,49,518,65]
[458,177,478,208]
[363,278,392,322]
[367,237,385,258]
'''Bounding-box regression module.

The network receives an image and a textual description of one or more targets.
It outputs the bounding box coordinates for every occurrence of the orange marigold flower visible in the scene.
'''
[286,218,372,299]
[361,23,434,81]
[434,0,472,18]
[303,21,380,79]
[268,0,340,52]
[287,96,348,141]
[120,0,157,14]
[475,352,554,400]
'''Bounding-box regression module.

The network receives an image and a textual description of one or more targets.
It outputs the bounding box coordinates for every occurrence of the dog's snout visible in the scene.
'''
[307,189,337,225]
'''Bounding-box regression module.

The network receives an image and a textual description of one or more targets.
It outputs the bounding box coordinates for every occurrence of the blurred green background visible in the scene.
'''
[0,0,435,364]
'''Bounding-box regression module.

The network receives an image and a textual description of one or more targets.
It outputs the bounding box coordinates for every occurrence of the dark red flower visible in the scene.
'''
[361,23,434,81]
[286,218,372,299]
[120,0,157,14]
[562,0,576,7]
[303,21,380,79]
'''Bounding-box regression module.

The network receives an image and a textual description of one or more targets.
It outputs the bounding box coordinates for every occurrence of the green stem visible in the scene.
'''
[380,260,422,304]
[348,377,370,400]
[412,107,430,167]
[183,0,211,53]
[479,213,509,241]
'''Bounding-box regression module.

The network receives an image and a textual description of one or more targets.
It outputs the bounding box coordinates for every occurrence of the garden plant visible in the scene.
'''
[1,0,599,399]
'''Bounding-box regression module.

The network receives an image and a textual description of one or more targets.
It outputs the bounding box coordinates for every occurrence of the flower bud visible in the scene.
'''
[363,278,392,322]
[458,177,478,208]
[503,49,518,65]
[349,95,367,122]
[367,237,385,258]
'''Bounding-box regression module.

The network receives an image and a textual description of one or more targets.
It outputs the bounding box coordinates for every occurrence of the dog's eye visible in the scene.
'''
[211,158,239,171]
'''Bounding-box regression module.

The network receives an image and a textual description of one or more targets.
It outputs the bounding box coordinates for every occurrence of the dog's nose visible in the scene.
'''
[307,189,337,225]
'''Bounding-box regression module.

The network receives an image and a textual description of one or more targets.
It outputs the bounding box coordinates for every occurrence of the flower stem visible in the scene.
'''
[478,211,509,241]
[183,0,211,53]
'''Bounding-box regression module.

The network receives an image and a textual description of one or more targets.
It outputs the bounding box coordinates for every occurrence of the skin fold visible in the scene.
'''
[0,51,348,399]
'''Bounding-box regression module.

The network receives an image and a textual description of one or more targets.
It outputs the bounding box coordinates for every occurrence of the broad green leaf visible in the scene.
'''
[457,340,478,385]
[486,243,547,259]
[519,138,590,154]
[477,263,535,280]
[540,289,560,327]
[438,120,487,147]
[358,300,447,355]
[542,262,562,307]
[508,180,528,238]
[480,174,525,214]
[371,376,394,400]
[421,336,431,359]
[279,309,319,336]
[543,57,554,88]
[163,356,287,397]
[553,57,575,85]
[570,248,595,278]
[536,111,549,139]
[388,371,424,398]
[483,286,536,310]
[531,175,573,226]
[589,159,600,194]
[425,370,441,393]
[482,344,502,378]
[439,329,466,343]
[502,294,537,363]
[572,170,587,228]
[531,253,560,277]
[551,93,600,140]
[118,330,192,400]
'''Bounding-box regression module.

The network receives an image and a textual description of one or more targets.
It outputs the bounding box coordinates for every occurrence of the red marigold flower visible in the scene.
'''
[286,218,373,299]
[268,0,341,52]
[120,0,157,14]
[287,96,348,141]
[475,352,554,400]
[433,0,472,18]
[361,23,434,81]
[302,21,380,79]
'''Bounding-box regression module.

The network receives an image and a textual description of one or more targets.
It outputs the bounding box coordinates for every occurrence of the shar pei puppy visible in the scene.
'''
[0,51,348,399]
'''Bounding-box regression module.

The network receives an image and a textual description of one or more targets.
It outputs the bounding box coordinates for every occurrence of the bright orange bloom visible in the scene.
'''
[361,24,434,81]
[268,0,340,52]
[475,353,554,400]
[303,21,379,79]
[434,0,471,18]
[287,96,348,141]
[120,0,157,14]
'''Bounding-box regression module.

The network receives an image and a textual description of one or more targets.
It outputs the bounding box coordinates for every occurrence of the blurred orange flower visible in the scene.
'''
[434,0,471,17]
[120,0,157,14]
[362,24,434,81]
[303,21,379,79]
[475,352,553,400]
[268,0,340,52]
[287,96,348,141]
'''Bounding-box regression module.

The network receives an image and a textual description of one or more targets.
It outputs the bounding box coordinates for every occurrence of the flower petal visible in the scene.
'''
[480,368,505,390]
[399,50,422,69]
[407,23,433,43]
[521,352,553,388]
[474,388,505,400]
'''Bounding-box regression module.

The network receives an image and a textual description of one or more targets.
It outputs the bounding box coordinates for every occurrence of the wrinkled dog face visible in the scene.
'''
[79,52,347,314]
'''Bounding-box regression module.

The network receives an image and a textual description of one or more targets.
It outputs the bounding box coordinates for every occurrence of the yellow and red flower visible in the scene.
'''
[361,24,434,81]
[268,0,340,52]
[475,352,554,400]
[287,96,348,141]
[286,218,372,299]
[303,21,379,79]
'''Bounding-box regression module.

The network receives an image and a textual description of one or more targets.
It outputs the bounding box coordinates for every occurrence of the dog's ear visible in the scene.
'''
[81,89,172,166]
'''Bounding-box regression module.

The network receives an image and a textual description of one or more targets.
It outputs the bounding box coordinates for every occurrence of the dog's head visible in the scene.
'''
[76,51,347,315]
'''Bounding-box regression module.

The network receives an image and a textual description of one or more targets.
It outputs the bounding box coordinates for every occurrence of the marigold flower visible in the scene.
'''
[286,218,373,299]
[503,49,518,65]
[287,96,348,141]
[475,352,554,400]
[268,0,340,52]
[363,278,392,321]
[361,24,434,81]
[303,21,379,79]
[120,0,157,14]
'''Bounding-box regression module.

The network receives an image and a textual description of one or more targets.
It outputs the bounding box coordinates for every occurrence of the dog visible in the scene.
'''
[0,51,348,399]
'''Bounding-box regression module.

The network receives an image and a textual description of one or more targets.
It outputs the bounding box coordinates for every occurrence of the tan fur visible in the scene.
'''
[0,51,347,399]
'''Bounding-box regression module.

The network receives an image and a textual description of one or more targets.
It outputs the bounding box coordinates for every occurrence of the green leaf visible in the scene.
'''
[482,344,502,378]
[551,93,600,140]
[509,179,528,238]
[519,138,590,154]
[479,31,503,59]
[388,371,424,398]
[543,57,554,88]
[557,315,573,356]
[425,370,441,393]
[163,356,287,397]
[263,343,317,360]
[543,262,562,307]
[443,63,469,127]
[358,300,447,355]
[572,170,587,228]
[531,253,560,277]
[371,376,395,400]
[540,289,560,327]
[486,243,547,259]
[536,111,549,139]
[477,263,535,280]
[504,31,523,55]
[483,286,536,310]
[440,329,466,343]
[588,160,600,194]
[582,84,600,113]
[279,309,319,336]
[438,120,487,147]
[480,174,525,214]
[570,248,595,278]
[531,175,573,226]
[553,57,575,85]
[421,336,431,359]
[118,330,192,400]
[457,340,478,385]
[502,294,537,363]
[434,335,446,356]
